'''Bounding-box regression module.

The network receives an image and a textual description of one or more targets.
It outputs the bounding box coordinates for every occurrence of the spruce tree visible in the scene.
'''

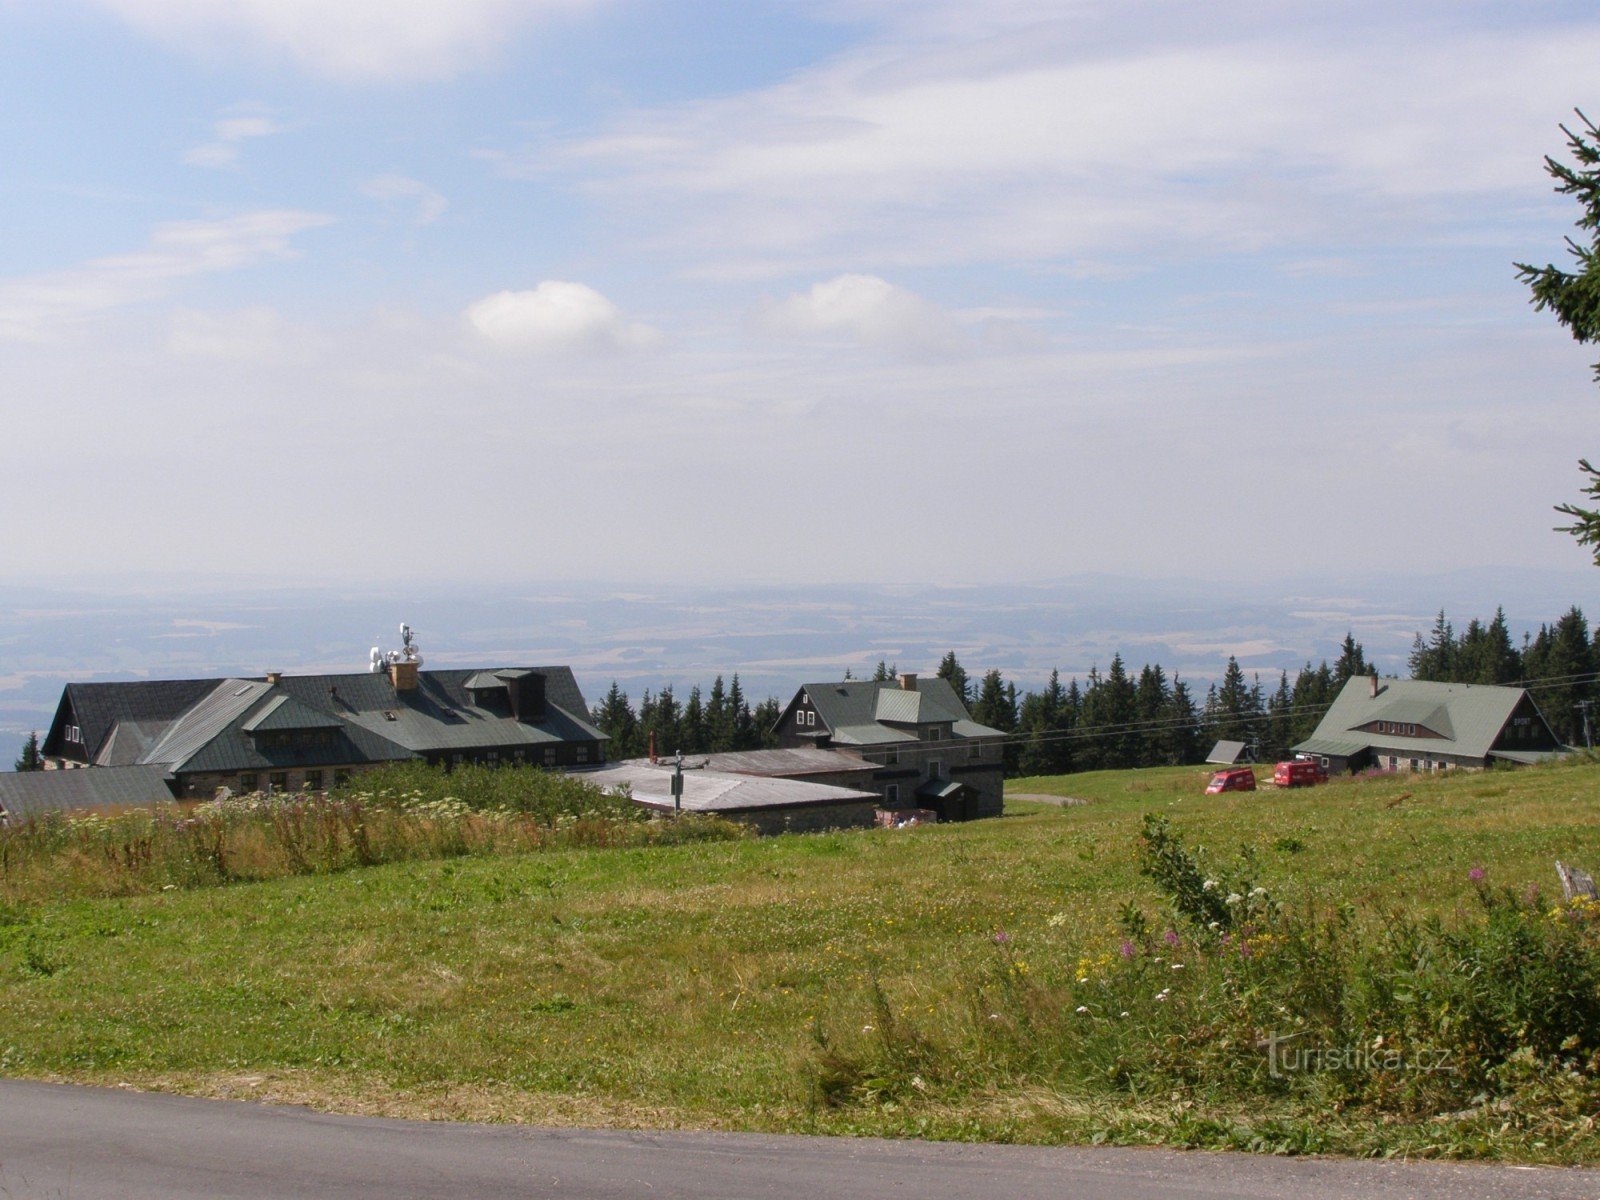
[1517,111,1600,563]
[1332,633,1368,684]
[936,651,970,704]
[1163,677,1200,765]
[13,731,43,772]
[592,682,639,759]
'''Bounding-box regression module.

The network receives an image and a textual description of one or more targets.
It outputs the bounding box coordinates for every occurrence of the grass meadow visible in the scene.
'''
[1,757,1599,1160]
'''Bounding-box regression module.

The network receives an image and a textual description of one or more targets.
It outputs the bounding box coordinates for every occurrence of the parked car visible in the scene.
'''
[1274,759,1328,788]
[1205,767,1256,794]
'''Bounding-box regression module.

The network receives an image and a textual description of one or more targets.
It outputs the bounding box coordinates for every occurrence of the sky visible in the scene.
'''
[2,0,1598,589]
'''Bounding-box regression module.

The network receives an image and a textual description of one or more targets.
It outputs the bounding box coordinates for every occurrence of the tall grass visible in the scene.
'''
[814,813,1600,1156]
[0,764,741,903]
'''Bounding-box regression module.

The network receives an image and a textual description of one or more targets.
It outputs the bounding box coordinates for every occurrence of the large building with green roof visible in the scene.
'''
[37,660,605,802]
[1293,675,1567,775]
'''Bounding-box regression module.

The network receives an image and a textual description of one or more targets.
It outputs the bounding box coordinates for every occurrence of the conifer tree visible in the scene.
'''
[936,651,970,704]
[751,696,782,748]
[1332,633,1368,684]
[682,686,706,755]
[1214,657,1256,748]
[592,682,639,759]
[1517,111,1600,563]
[1163,677,1200,765]
[13,731,43,772]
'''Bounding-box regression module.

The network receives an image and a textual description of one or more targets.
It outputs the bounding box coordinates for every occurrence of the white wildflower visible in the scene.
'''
[1226,893,1243,905]
[1075,1006,1089,1015]
[1202,879,1217,891]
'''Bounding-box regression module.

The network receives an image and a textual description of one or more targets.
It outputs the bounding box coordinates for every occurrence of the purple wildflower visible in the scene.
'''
[1119,939,1136,960]
[993,930,1010,945]
[1468,866,1486,883]
[1163,929,1181,948]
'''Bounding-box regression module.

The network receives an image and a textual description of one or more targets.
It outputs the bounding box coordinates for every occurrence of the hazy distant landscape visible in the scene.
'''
[4,565,1593,765]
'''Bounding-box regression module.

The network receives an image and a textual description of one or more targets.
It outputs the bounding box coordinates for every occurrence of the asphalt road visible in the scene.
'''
[2,1079,1598,1200]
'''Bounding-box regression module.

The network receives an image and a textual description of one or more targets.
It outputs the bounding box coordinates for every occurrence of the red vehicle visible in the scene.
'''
[1205,767,1256,794]
[1274,759,1328,788]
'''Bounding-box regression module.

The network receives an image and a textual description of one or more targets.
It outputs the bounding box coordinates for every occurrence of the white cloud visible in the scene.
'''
[0,210,332,343]
[464,281,661,353]
[183,113,283,169]
[361,175,448,226]
[168,306,304,362]
[93,0,607,83]
[757,274,961,355]
[539,14,1600,276]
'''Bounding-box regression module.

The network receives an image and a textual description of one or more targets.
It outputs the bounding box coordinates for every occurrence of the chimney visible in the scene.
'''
[1369,673,1379,699]
[899,672,918,691]
[265,671,281,685]
[388,661,419,692]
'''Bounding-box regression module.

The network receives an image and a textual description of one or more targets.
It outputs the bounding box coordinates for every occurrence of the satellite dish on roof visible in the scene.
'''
[370,647,383,672]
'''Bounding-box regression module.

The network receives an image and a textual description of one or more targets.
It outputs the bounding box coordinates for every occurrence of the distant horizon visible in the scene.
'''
[4,569,1594,765]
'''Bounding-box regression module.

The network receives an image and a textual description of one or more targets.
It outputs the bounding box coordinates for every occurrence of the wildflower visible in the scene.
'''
[1047,912,1069,928]
[1226,893,1243,906]
[1163,930,1181,947]
[993,930,1010,945]
[1249,887,1267,899]
[1155,990,1169,1002]
[1119,940,1136,959]
[862,1025,874,1033]
[1208,920,1221,932]
[1202,879,1217,891]
[1075,1006,1089,1015]
[1119,1011,1129,1018]
[1468,866,1486,883]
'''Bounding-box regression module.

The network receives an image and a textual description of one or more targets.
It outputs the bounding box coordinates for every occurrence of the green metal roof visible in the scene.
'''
[1294,677,1549,762]
[798,677,1001,746]
[240,694,344,732]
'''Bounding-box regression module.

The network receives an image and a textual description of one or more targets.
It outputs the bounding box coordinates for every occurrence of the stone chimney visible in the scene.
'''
[389,661,420,692]
[899,672,918,691]
[1369,673,1379,699]
[265,671,281,685]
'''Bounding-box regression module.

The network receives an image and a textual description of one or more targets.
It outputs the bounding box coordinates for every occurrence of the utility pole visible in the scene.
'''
[671,750,684,814]
[1578,700,1595,750]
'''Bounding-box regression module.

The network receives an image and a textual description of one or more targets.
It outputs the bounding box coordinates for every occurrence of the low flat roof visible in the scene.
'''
[0,765,173,819]
[579,760,879,814]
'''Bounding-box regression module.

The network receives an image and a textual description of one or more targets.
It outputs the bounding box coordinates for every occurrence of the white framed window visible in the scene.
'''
[544,747,558,764]
[576,745,590,763]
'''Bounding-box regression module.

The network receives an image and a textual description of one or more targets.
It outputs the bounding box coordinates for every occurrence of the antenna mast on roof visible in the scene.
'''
[369,623,424,671]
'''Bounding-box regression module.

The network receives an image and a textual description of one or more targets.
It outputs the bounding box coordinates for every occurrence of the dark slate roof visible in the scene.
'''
[140,681,276,767]
[0,766,174,819]
[797,678,1001,746]
[53,678,219,761]
[93,719,171,766]
[275,668,605,757]
[47,666,604,780]
[240,694,344,732]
